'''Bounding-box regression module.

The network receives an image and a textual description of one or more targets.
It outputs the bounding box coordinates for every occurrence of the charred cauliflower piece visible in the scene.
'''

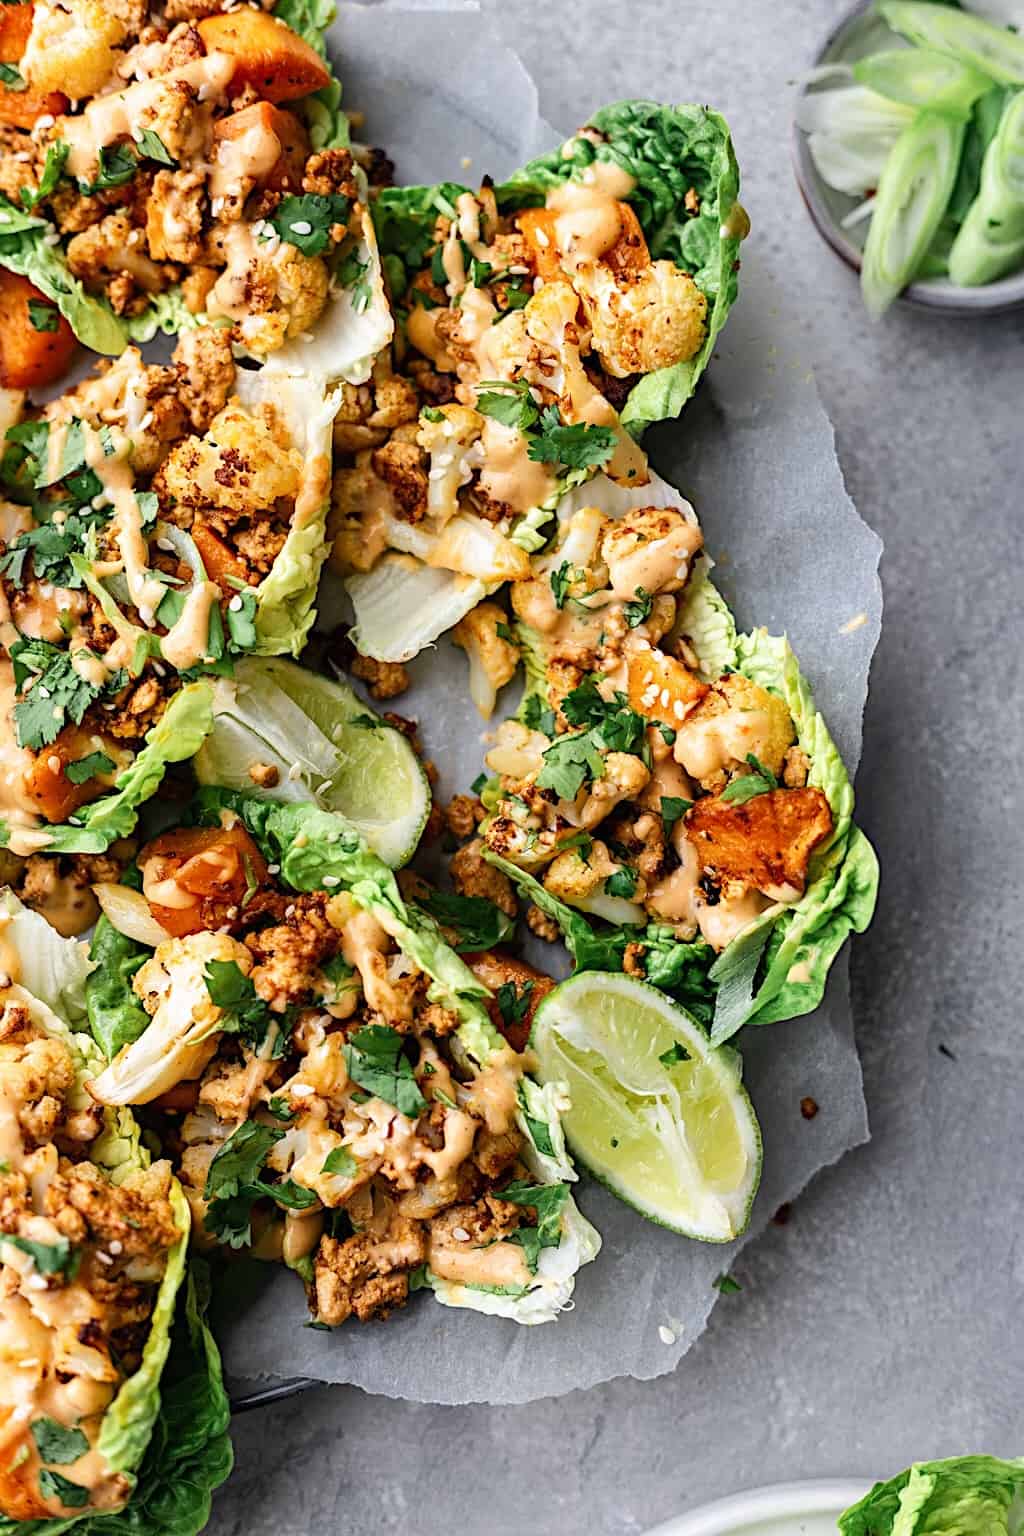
[157,399,303,515]
[672,675,795,792]
[573,259,708,378]
[415,403,483,524]
[452,601,519,719]
[577,751,651,830]
[600,507,703,600]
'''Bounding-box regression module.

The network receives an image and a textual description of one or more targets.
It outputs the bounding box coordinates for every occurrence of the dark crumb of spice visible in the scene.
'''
[800,1096,819,1120]
[938,1043,958,1061]
[771,1203,792,1227]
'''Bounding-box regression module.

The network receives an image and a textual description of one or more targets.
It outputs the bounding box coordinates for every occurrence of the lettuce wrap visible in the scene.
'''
[839,1456,1024,1536]
[0,895,229,1533]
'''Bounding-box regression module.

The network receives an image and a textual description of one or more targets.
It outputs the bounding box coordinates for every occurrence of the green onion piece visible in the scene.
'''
[860,111,965,317]
[878,2,1024,87]
[948,90,1024,285]
[852,48,995,120]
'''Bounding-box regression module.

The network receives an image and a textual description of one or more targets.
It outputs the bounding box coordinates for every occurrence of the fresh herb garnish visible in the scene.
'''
[660,796,692,833]
[493,1179,569,1272]
[204,959,284,1053]
[605,865,638,899]
[720,753,779,804]
[20,141,69,209]
[1,1233,79,1278]
[0,62,26,91]
[225,588,258,652]
[269,192,350,256]
[338,247,371,311]
[321,1145,358,1178]
[536,730,606,800]
[521,692,557,737]
[9,638,120,750]
[342,1025,426,1118]
[623,586,653,628]
[475,377,538,433]
[527,406,615,471]
[349,713,382,731]
[266,1095,295,1122]
[549,560,578,610]
[78,143,138,195]
[203,1118,317,1249]
[714,1272,742,1294]
[658,1040,692,1068]
[496,979,534,1032]
[470,770,489,795]
[30,1419,89,1466]
[37,1469,89,1508]
[415,888,516,952]
[64,751,115,785]
[495,620,517,643]
[135,128,176,166]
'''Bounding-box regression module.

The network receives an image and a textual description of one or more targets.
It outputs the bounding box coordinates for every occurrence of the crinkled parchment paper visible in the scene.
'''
[217,4,882,1404]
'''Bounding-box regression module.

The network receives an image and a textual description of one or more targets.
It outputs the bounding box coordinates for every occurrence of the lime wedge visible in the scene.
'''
[530,973,761,1241]
[194,657,430,868]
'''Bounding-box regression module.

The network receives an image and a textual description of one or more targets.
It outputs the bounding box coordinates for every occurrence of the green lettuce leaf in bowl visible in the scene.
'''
[840,1456,1024,1536]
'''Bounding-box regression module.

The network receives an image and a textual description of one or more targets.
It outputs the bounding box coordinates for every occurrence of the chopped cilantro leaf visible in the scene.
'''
[522,1111,554,1157]
[470,771,489,795]
[421,405,445,424]
[27,299,59,333]
[655,721,676,746]
[204,959,282,1052]
[20,141,69,209]
[226,588,258,653]
[605,865,638,899]
[660,795,691,833]
[204,1120,284,1202]
[338,247,372,312]
[342,1024,426,1118]
[536,729,605,800]
[415,888,515,952]
[623,586,653,628]
[31,1418,89,1466]
[266,1095,295,1122]
[658,1040,692,1068]
[270,193,350,256]
[714,1272,742,1294]
[135,129,175,166]
[321,1145,358,1178]
[549,560,575,610]
[1,1233,78,1277]
[521,692,557,737]
[38,1469,89,1509]
[10,638,109,750]
[475,377,539,433]
[64,751,115,785]
[0,62,26,90]
[526,406,615,471]
[721,753,778,804]
[495,620,516,643]
[496,979,534,1032]
[78,143,138,195]
[494,1179,568,1272]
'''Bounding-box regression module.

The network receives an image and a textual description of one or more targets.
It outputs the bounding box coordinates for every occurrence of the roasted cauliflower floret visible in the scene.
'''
[542,836,643,922]
[600,506,703,600]
[157,399,303,515]
[65,213,168,304]
[229,243,330,355]
[573,259,708,378]
[672,674,795,792]
[452,601,519,719]
[484,718,549,782]
[88,931,252,1106]
[578,750,651,830]
[21,0,126,97]
[415,403,483,523]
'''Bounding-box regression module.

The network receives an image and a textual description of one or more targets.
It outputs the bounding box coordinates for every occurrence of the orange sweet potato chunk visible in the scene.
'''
[684,786,833,895]
[198,11,330,104]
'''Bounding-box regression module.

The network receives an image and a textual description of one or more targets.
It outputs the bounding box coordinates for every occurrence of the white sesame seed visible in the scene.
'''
[290,220,313,235]
[658,1324,676,1346]
[26,1274,49,1291]
[284,904,295,919]
[291,1083,314,1098]
[659,688,670,707]
[267,863,280,875]
[108,1239,122,1254]
[452,1226,471,1242]
[228,594,243,611]
[287,762,302,781]
[96,1251,114,1266]
[322,874,339,887]
[673,701,685,720]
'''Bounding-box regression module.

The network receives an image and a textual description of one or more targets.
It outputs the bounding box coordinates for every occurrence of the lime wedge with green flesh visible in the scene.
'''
[193,656,431,868]
[530,973,761,1241]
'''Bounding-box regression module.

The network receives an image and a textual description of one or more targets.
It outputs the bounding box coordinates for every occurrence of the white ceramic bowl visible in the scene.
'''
[792,0,1024,314]
[645,1477,873,1536]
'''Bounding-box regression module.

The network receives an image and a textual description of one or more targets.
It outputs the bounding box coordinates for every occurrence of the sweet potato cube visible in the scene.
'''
[0,271,77,390]
[465,949,554,1052]
[198,11,330,104]
[22,726,115,824]
[212,100,310,193]
[684,786,834,897]
[627,646,708,730]
[518,198,649,282]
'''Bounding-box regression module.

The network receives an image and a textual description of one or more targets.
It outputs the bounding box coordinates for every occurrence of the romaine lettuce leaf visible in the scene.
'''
[839,1456,1024,1536]
[0,197,126,356]
[0,889,93,1024]
[498,100,745,435]
[86,912,152,1062]
[30,682,215,855]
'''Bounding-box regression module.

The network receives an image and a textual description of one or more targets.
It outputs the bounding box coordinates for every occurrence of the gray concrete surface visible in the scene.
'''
[208,2,1024,1531]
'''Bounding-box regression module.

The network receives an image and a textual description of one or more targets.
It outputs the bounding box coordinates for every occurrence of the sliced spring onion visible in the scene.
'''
[852,48,995,119]
[860,112,966,316]
[878,1,1024,87]
[949,90,1024,284]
